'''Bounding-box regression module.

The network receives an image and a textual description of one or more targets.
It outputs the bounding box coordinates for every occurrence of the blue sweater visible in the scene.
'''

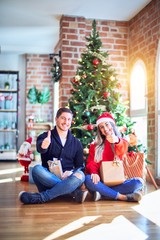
[36,126,84,172]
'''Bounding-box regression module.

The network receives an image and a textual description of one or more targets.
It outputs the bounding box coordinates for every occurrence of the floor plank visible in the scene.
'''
[0,161,160,240]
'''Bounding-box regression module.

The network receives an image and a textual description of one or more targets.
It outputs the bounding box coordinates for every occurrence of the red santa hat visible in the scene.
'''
[25,137,32,144]
[96,112,115,126]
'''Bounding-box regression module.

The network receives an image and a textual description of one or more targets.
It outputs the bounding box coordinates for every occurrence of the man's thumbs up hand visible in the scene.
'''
[41,131,51,149]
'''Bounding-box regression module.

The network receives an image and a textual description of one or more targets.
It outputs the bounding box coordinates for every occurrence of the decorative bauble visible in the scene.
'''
[118,126,127,133]
[83,148,89,155]
[75,75,81,81]
[70,88,75,94]
[116,82,122,89]
[84,110,90,117]
[103,92,110,98]
[92,58,100,66]
[87,124,94,131]
[72,78,79,84]
[82,74,87,79]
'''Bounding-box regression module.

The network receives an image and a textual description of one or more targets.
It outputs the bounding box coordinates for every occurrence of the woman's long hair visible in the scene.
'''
[94,122,121,162]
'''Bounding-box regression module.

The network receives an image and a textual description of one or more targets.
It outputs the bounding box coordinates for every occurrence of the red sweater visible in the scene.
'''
[85,138,128,175]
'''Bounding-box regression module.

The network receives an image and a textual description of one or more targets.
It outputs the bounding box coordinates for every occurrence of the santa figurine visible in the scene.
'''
[17,137,34,182]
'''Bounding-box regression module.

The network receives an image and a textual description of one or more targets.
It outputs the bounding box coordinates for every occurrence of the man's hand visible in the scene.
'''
[41,131,51,149]
[61,171,73,180]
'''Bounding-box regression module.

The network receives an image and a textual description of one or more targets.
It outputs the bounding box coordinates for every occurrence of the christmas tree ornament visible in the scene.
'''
[83,148,89,155]
[84,110,90,117]
[103,92,110,98]
[17,137,34,181]
[110,76,115,81]
[75,75,81,81]
[92,58,100,66]
[87,124,94,131]
[82,74,87,79]
[117,82,122,89]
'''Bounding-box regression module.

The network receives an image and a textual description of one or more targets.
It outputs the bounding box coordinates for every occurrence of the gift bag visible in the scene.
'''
[47,158,63,179]
[123,151,146,180]
[100,158,126,186]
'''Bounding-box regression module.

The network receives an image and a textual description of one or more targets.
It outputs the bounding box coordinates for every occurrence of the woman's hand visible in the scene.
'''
[91,173,100,184]
[61,170,73,180]
[129,133,137,146]
[106,132,119,143]
[41,131,51,149]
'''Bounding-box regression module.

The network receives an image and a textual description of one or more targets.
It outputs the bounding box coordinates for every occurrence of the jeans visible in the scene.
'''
[85,174,144,200]
[32,164,85,202]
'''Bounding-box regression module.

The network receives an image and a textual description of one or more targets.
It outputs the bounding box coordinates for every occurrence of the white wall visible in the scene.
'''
[0,54,26,149]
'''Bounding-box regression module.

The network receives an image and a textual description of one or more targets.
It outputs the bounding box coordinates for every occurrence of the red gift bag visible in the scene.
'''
[123,151,146,180]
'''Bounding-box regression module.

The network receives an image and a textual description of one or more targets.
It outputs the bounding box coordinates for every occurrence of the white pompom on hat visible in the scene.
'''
[96,112,115,126]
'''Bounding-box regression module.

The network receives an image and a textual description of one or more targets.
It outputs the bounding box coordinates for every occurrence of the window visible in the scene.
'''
[130,60,147,148]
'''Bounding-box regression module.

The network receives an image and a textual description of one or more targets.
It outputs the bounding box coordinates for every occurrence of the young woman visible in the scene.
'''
[85,112,144,202]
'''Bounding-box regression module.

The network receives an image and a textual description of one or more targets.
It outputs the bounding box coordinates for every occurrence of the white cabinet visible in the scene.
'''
[0,71,19,160]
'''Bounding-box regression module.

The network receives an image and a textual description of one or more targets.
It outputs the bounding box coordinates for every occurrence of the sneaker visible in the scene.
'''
[74,190,88,203]
[126,192,142,202]
[19,191,44,204]
[93,191,101,201]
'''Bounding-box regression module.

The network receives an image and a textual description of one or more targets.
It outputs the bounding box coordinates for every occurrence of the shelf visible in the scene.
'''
[0,109,17,112]
[0,150,17,160]
[0,70,19,161]
[0,89,17,93]
[0,129,17,132]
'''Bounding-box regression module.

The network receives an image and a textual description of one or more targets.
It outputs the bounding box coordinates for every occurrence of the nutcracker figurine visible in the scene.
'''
[17,137,34,181]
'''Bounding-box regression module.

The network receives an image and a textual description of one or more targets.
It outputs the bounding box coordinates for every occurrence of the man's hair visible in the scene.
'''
[56,107,73,118]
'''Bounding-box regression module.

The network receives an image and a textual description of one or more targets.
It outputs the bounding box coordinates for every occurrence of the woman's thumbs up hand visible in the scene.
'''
[41,131,51,149]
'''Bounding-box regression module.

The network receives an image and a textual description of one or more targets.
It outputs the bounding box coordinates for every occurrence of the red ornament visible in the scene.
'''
[92,58,100,66]
[119,126,127,133]
[116,82,122,89]
[87,124,94,131]
[103,92,110,98]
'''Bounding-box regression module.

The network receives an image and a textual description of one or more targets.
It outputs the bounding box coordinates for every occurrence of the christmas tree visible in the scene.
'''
[68,20,137,154]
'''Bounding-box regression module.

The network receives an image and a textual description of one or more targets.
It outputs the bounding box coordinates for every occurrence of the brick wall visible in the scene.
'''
[26,54,53,122]
[128,0,160,173]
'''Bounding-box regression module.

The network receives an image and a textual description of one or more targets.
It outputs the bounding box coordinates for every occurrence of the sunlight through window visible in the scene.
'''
[43,216,100,240]
[0,167,23,175]
[133,190,160,227]
[130,60,146,111]
[42,215,149,240]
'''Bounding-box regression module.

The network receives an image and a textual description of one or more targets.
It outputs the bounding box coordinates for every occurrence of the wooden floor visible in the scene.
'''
[0,162,160,240]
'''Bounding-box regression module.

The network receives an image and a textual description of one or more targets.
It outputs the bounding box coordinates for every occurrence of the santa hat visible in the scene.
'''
[25,137,32,144]
[96,112,115,126]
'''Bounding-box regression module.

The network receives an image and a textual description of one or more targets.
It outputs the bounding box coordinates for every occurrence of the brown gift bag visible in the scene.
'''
[100,157,126,186]
[48,158,63,179]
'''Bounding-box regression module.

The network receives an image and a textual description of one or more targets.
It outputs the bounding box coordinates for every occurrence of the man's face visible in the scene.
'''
[56,112,72,131]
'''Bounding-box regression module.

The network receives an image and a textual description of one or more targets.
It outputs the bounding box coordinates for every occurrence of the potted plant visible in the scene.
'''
[27,86,50,122]
[4,82,10,89]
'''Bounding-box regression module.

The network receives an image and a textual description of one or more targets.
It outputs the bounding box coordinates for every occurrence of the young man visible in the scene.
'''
[19,107,88,204]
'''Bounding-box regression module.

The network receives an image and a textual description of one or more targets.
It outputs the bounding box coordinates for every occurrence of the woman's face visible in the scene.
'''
[98,121,113,137]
